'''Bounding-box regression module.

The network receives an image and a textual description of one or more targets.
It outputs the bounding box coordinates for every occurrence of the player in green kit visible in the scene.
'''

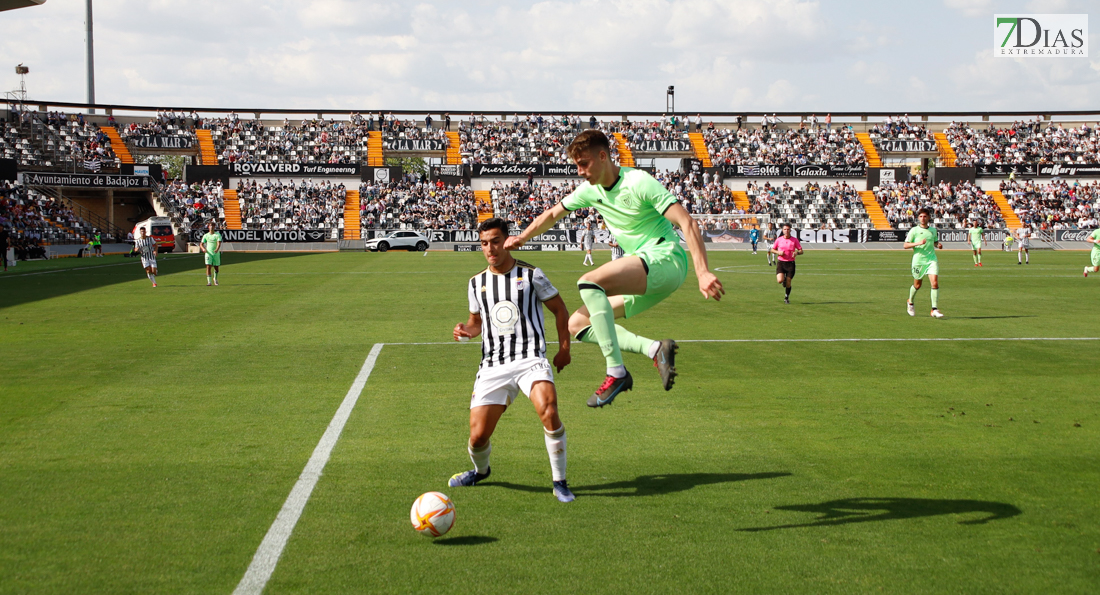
[968,220,985,267]
[505,130,724,408]
[904,208,944,318]
[1084,228,1100,278]
[200,221,222,286]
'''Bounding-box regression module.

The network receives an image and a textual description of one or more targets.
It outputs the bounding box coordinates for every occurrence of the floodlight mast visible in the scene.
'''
[666,85,675,114]
[85,0,95,114]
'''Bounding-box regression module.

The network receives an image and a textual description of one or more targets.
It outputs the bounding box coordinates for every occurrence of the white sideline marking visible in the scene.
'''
[233,343,384,595]
[2,254,197,278]
[382,337,1100,346]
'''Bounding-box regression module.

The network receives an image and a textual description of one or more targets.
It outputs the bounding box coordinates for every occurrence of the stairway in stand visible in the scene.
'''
[858,191,891,230]
[732,191,751,211]
[100,126,134,164]
[367,131,384,167]
[934,132,957,167]
[343,190,361,240]
[987,190,1023,229]
[855,133,882,168]
[611,133,635,167]
[474,190,494,224]
[687,132,713,167]
[222,189,242,230]
[445,131,461,164]
[195,129,218,165]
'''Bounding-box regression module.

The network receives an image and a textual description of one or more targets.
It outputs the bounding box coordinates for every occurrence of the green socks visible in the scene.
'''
[576,324,654,357]
[578,282,623,369]
[908,285,918,302]
[930,289,939,309]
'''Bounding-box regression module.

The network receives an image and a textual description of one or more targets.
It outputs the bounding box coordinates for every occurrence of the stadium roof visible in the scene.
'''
[0,0,45,12]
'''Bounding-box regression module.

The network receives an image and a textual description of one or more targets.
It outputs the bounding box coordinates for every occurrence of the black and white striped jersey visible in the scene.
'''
[135,237,158,260]
[468,260,559,367]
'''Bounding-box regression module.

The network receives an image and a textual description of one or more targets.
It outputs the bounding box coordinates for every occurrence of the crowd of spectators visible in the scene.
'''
[206,114,370,164]
[237,179,346,231]
[746,180,869,229]
[703,126,866,166]
[491,179,583,230]
[459,115,620,164]
[653,169,740,216]
[1000,178,1100,230]
[359,178,477,230]
[873,179,1004,229]
[160,179,225,232]
[946,119,1100,166]
[0,181,88,251]
[868,115,935,142]
[117,110,200,138]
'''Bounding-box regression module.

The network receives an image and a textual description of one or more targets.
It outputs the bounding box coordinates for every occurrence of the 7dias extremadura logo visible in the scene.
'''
[994,14,1088,57]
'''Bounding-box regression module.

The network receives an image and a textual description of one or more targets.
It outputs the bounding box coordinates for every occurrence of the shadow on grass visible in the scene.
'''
[953,315,1037,320]
[491,472,790,498]
[739,497,1021,532]
[433,535,499,546]
[0,252,311,310]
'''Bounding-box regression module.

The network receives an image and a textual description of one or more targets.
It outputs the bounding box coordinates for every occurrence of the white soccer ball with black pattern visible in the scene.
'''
[410,491,455,537]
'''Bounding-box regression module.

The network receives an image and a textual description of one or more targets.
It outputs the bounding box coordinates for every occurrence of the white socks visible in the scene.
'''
[583,254,593,265]
[647,341,661,359]
[607,364,627,378]
[544,426,567,482]
[468,442,491,475]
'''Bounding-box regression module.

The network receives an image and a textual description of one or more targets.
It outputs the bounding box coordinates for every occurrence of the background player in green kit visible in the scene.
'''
[505,130,724,408]
[1084,228,1100,278]
[200,221,222,286]
[969,220,985,267]
[904,208,944,318]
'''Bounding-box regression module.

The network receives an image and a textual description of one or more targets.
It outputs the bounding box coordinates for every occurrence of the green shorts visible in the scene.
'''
[1091,250,1100,267]
[912,260,939,280]
[204,252,222,267]
[971,242,982,251]
[623,241,689,318]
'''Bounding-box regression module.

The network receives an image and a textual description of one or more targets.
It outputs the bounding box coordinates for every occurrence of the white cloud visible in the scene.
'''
[943,0,993,19]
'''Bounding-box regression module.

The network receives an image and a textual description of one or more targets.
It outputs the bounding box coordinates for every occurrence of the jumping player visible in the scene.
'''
[132,227,159,287]
[450,218,575,503]
[505,130,724,408]
[968,220,985,267]
[1085,227,1100,277]
[904,208,944,318]
[770,223,803,304]
[764,223,777,266]
[200,221,222,286]
[1016,225,1030,265]
[749,225,760,255]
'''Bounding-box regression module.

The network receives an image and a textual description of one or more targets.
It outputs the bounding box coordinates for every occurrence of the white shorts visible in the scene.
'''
[471,356,554,409]
[141,256,157,269]
[1018,239,1030,249]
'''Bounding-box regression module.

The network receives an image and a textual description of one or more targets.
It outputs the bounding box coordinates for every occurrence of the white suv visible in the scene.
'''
[365,231,431,252]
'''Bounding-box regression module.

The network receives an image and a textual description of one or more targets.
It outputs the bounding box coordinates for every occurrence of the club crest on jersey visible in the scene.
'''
[515,275,528,291]
[489,301,520,335]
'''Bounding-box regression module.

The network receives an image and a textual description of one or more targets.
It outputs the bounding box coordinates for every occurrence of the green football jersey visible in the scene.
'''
[201,232,222,254]
[1091,229,1100,256]
[560,167,679,255]
[968,227,983,244]
[906,225,938,265]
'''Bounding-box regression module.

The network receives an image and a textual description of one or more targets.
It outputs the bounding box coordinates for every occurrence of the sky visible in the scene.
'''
[0,0,1096,115]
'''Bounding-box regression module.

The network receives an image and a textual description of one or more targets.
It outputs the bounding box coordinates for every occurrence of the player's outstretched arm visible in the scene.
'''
[663,203,725,301]
[454,313,482,341]
[542,295,571,372]
[504,203,569,250]
[903,239,925,249]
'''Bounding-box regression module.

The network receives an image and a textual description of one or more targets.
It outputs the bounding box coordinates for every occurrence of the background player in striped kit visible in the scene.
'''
[132,227,159,287]
[451,218,576,503]
[581,223,595,266]
[764,223,778,266]
[608,232,624,261]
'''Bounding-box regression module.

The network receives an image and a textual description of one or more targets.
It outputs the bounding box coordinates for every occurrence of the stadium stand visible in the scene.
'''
[207,114,373,164]
[160,179,226,233]
[237,179,346,234]
[459,115,620,164]
[359,179,477,231]
[2,110,118,171]
[749,180,873,229]
[873,180,1004,230]
[999,179,1100,230]
[0,180,98,249]
[946,119,1100,166]
[492,179,582,230]
[702,126,866,166]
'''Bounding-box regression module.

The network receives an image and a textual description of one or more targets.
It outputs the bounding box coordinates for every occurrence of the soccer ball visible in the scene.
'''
[410,491,455,537]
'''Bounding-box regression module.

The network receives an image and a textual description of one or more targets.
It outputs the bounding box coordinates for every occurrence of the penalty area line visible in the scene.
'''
[233,343,384,595]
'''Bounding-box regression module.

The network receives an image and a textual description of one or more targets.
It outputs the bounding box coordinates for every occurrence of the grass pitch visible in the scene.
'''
[1,248,1098,594]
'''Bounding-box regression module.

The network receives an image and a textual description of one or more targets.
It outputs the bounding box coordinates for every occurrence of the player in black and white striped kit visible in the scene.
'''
[132,227,159,287]
[450,218,576,502]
